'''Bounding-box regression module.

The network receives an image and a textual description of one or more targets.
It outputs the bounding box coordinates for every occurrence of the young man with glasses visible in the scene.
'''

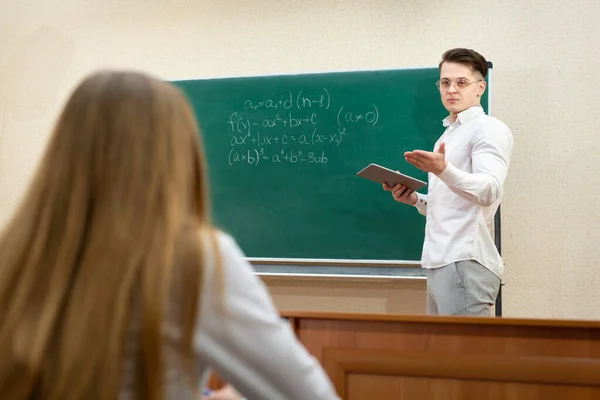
[383,48,514,316]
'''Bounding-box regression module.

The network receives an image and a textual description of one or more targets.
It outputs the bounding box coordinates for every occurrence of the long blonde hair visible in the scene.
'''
[0,70,216,399]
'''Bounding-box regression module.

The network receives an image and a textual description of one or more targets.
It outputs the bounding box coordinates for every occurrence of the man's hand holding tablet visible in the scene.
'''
[356,163,426,206]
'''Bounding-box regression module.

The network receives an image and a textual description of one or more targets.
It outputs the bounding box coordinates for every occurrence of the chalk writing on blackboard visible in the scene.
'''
[225,88,379,167]
[228,148,328,166]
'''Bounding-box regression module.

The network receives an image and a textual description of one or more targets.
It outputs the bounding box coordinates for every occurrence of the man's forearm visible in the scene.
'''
[437,163,501,206]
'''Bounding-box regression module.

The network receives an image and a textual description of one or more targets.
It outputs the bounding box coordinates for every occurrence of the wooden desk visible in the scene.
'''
[281,311,600,400]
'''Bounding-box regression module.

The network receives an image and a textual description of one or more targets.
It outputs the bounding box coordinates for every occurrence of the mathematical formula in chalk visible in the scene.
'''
[224,88,380,168]
[229,127,346,148]
[243,89,331,111]
[228,148,329,166]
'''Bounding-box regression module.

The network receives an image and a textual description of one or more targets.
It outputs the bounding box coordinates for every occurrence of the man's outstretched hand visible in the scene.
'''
[404,142,448,175]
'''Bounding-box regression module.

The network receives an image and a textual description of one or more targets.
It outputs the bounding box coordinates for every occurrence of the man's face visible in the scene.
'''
[438,62,486,116]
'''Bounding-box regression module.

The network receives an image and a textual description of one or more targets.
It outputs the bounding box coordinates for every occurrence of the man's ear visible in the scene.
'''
[478,80,487,97]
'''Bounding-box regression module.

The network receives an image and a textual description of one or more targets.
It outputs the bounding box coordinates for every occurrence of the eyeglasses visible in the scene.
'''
[436,78,482,92]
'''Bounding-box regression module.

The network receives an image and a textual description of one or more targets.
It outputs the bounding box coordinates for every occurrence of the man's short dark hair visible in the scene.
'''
[439,48,488,78]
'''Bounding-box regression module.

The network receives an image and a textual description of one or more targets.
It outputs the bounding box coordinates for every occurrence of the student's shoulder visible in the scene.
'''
[213,228,241,252]
[198,227,258,295]
[199,227,248,267]
[196,225,239,251]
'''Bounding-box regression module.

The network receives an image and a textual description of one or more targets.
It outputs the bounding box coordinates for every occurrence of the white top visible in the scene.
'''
[413,106,514,278]
[120,231,340,400]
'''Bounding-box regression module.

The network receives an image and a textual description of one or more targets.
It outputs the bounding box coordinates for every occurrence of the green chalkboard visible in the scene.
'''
[173,67,489,264]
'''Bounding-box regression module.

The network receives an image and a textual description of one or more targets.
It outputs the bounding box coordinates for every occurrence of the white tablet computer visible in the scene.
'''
[357,163,427,191]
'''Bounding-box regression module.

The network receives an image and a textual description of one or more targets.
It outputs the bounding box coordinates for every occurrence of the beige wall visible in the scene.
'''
[1,0,599,320]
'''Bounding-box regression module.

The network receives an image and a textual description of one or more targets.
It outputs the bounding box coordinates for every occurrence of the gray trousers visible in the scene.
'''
[426,260,501,316]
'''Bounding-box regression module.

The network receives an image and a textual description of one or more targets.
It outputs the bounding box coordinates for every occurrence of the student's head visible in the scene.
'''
[437,48,488,117]
[0,70,214,399]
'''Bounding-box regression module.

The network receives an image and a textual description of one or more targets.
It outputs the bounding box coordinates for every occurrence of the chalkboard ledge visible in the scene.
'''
[248,258,422,268]
[253,265,426,281]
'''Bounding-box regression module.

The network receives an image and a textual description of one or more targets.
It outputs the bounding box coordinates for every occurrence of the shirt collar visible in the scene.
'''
[442,105,484,127]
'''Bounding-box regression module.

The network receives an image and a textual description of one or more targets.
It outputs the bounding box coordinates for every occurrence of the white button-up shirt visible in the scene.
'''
[414,106,514,278]
[121,231,340,400]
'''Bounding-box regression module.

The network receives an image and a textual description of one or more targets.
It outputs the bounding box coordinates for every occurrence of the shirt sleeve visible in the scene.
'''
[195,232,340,400]
[413,192,428,215]
[436,122,514,207]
